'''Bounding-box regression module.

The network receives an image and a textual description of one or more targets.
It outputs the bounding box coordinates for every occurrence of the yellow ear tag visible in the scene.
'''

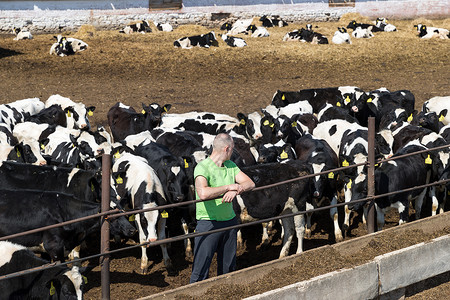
[439,115,445,122]
[91,182,95,192]
[114,151,121,159]
[82,275,88,284]
[342,160,349,167]
[240,119,246,125]
[184,158,189,169]
[328,172,334,179]
[282,94,285,101]
[161,210,169,218]
[447,190,450,196]
[49,281,56,296]
[164,106,168,112]
[67,111,71,117]
[291,121,297,127]
[367,97,373,103]
[425,155,432,165]
[116,175,123,184]
[263,120,270,126]
[280,150,288,159]
[336,102,341,107]
[128,214,135,222]
[270,123,274,128]
[40,143,45,150]
[141,109,146,114]
[407,114,413,122]
[345,96,350,103]
[88,110,94,117]
[347,179,352,190]
[16,149,21,157]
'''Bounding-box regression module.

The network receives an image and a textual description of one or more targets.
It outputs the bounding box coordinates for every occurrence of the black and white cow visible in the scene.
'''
[346,20,383,32]
[295,133,343,241]
[0,241,87,300]
[112,153,172,273]
[375,18,397,32]
[246,25,270,37]
[45,94,95,130]
[271,86,363,113]
[12,27,33,40]
[220,33,247,47]
[297,27,329,44]
[0,190,136,262]
[332,27,352,44]
[414,24,449,39]
[221,18,253,35]
[108,102,171,142]
[422,96,450,125]
[65,37,89,52]
[154,21,173,32]
[350,141,433,230]
[235,160,311,258]
[49,35,75,57]
[259,15,288,27]
[0,97,44,131]
[352,27,374,39]
[174,32,218,49]
[119,20,152,34]
[317,103,359,124]
[262,101,314,119]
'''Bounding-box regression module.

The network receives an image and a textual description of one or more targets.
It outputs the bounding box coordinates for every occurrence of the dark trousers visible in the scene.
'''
[190,217,238,283]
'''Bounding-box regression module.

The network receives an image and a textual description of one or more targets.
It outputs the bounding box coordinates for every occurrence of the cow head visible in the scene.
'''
[346,20,358,30]
[45,266,87,300]
[246,25,257,33]
[142,103,171,130]
[220,22,233,31]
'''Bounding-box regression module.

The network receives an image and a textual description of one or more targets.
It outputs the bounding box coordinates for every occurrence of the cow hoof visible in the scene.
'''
[185,251,194,261]
[140,267,149,275]
[342,224,349,232]
[335,233,344,243]
[305,229,312,239]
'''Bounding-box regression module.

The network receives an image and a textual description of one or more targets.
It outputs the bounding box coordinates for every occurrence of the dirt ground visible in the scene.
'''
[0,13,449,299]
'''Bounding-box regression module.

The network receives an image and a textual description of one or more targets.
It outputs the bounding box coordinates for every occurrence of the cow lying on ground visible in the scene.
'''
[414,24,449,39]
[298,25,329,44]
[220,34,247,47]
[12,27,33,40]
[375,18,397,32]
[346,20,383,32]
[0,241,88,300]
[154,22,173,32]
[259,15,288,27]
[352,27,374,39]
[174,32,218,49]
[119,20,152,34]
[247,25,270,38]
[332,27,352,44]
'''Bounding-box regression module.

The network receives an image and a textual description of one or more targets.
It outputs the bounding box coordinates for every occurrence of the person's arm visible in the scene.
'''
[195,175,241,201]
[234,171,256,194]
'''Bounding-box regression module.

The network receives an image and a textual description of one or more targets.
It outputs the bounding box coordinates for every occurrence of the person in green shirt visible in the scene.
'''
[190,133,255,283]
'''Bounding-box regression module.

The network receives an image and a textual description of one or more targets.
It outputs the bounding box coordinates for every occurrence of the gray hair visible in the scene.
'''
[213,133,234,151]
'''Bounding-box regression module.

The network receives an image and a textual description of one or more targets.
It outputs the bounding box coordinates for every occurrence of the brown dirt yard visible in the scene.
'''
[0,13,449,299]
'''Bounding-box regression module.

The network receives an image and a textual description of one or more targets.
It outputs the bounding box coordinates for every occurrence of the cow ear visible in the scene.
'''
[69,134,78,146]
[87,106,96,112]
[163,104,172,113]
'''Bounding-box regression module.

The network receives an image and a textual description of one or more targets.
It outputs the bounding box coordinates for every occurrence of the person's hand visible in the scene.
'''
[222,190,237,203]
[228,184,243,194]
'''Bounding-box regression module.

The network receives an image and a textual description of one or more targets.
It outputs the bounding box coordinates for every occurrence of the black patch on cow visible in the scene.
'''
[329,125,337,136]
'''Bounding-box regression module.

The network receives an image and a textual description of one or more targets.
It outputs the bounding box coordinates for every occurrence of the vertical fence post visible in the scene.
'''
[101,154,111,300]
[367,117,376,233]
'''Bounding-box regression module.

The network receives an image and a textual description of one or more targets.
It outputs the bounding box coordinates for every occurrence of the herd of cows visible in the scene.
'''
[0,86,450,298]
[10,15,450,55]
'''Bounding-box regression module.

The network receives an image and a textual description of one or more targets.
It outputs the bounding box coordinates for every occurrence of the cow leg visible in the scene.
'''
[305,202,313,239]
[181,220,193,259]
[441,188,448,214]
[237,229,244,250]
[157,217,173,271]
[414,188,427,220]
[329,196,343,242]
[429,186,439,216]
[342,187,352,234]
[293,213,305,254]
[43,232,65,262]
[279,216,295,258]
[261,223,270,246]
[376,205,385,231]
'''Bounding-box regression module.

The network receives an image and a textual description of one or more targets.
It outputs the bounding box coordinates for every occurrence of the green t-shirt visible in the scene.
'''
[194,157,240,221]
